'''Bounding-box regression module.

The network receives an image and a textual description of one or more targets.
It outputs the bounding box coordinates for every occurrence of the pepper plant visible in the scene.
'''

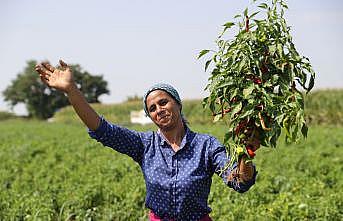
[198,0,315,166]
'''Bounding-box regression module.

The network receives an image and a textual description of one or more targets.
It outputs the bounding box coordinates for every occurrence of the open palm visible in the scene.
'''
[35,60,76,93]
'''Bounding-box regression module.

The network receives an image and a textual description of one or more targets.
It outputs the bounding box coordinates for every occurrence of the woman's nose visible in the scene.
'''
[156,105,165,114]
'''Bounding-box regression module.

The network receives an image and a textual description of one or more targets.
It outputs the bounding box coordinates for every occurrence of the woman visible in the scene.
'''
[35,60,259,221]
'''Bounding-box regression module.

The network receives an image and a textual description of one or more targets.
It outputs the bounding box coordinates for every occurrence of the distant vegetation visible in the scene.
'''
[305,89,343,125]
[2,60,109,119]
[0,111,17,121]
[53,89,343,126]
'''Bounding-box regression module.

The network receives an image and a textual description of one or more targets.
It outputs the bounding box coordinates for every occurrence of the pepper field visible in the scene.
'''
[0,90,342,220]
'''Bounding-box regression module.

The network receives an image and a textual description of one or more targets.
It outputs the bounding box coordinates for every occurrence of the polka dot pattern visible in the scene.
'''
[88,117,257,221]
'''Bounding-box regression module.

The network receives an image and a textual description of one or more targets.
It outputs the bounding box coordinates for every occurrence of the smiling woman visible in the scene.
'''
[35,60,260,221]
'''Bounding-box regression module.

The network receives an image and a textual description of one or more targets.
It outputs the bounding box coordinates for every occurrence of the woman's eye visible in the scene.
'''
[149,106,156,112]
[160,100,168,106]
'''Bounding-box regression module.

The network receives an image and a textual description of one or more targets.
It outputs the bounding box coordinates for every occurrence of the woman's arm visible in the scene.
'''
[65,84,100,130]
[227,131,260,183]
[35,60,100,130]
[36,60,146,164]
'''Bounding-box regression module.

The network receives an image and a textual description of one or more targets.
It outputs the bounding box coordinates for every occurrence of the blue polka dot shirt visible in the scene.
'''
[88,117,257,221]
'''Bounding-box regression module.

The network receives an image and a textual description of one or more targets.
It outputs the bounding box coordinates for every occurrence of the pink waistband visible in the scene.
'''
[149,210,212,221]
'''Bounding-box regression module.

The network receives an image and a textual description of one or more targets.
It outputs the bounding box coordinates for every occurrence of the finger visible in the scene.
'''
[59,59,69,69]
[39,74,51,87]
[40,74,49,82]
[35,65,51,77]
[35,65,50,76]
[35,65,44,75]
[42,61,55,72]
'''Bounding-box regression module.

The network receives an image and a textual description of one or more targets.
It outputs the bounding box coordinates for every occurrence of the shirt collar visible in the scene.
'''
[157,126,193,150]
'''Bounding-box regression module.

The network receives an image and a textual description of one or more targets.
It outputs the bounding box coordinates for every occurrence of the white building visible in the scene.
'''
[130,109,152,125]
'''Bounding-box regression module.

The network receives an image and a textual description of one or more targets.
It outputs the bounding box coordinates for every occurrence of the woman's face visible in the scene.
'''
[146,90,182,130]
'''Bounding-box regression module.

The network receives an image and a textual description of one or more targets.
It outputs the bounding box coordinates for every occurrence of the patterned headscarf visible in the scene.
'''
[143,83,182,116]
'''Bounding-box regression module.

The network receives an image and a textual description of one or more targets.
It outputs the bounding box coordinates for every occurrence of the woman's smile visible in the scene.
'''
[158,114,170,122]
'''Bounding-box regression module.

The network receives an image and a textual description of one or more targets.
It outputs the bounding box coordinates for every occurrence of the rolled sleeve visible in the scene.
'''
[88,116,108,139]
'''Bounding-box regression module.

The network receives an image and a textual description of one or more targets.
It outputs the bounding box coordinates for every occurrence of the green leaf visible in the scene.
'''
[249,11,259,19]
[213,114,222,123]
[198,50,210,59]
[275,113,286,125]
[221,22,235,36]
[258,3,268,9]
[269,45,276,55]
[239,108,254,119]
[231,102,242,118]
[223,131,233,144]
[202,97,209,108]
[244,8,248,17]
[307,75,315,92]
[205,60,212,71]
[277,44,283,57]
[280,1,289,9]
[243,84,255,98]
[248,98,255,104]
[230,88,239,101]
[217,81,234,89]
[238,58,246,73]
[223,22,235,29]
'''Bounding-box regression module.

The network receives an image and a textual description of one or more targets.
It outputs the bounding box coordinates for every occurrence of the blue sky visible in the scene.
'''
[1,0,342,114]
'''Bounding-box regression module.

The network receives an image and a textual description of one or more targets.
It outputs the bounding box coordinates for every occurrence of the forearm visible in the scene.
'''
[66,84,100,130]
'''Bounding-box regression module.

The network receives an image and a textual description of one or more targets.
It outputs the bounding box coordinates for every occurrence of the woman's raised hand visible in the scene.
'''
[36,59,100,130]
[35,60,76,93]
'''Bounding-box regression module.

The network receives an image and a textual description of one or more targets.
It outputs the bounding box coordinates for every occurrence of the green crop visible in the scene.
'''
[199,0,316,165]
[0,120,342,220]
[0,91,342,220]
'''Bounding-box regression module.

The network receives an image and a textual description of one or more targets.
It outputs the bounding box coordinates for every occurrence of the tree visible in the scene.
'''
[3,60,110,119]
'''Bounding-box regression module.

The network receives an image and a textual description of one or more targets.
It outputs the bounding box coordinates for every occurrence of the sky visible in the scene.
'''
[1,0,342,115]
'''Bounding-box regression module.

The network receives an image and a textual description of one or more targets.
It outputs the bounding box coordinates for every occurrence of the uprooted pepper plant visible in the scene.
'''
[199,0,316,167]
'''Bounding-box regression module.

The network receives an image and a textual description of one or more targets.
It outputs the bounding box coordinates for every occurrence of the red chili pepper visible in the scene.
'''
[253,77,262,84]
[246,145,256,158]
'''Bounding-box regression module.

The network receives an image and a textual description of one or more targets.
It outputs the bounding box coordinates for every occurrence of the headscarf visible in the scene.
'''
[143,83,182,116]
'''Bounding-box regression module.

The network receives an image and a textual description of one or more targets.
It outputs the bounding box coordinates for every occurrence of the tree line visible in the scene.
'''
[3,60,109,119]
